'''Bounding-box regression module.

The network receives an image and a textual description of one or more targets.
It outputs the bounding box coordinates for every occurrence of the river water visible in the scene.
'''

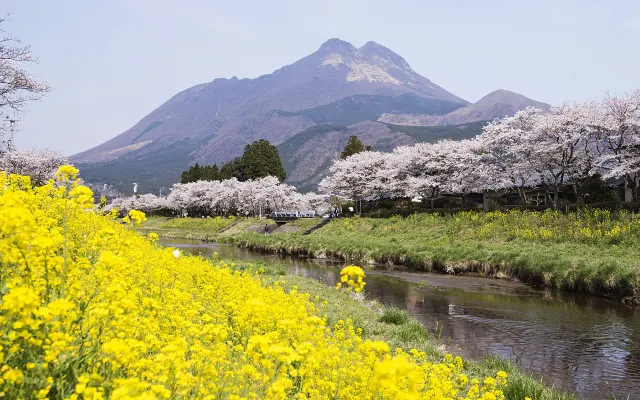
[162,239,640,399]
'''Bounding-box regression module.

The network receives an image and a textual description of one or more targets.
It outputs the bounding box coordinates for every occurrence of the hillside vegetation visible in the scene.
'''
[387,121,486,142]
[276,93,462,126]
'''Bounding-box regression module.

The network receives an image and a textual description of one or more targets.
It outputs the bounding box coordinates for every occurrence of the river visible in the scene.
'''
[161,239,640,399]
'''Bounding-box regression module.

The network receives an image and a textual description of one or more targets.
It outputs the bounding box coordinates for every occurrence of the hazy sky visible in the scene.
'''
[4,0,640,155]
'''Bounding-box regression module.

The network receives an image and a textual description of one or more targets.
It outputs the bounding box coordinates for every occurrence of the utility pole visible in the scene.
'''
[2,115,18,153]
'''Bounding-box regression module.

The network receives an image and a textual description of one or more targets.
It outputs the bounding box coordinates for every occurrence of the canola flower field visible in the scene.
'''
[0,167,513,399]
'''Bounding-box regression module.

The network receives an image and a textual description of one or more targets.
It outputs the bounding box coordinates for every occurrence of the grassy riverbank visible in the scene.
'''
[138,217,580,398]
[221,259,576,400]
[140,210,640,305]
[136,215,237,240]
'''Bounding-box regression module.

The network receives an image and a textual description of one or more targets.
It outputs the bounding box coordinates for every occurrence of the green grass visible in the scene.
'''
[378,307,410,325]
[143,210,640,304]
[277,217,322,232]
[136,216,237,240]
[224,260,575,400]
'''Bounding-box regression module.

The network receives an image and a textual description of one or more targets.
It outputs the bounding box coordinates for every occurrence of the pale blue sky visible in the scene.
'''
[4,0,640,155]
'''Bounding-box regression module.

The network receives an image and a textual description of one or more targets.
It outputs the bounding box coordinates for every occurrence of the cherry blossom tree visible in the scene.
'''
[318,151,393,214]
[478,108,546,204]
[0,148,67,185]
[108,88,640,215]
[1,16,51,152]
[529,103,598,206]
[389,140,483,206]
[106,194,173,215]
[321,138,514,208]
[590,89,640,200]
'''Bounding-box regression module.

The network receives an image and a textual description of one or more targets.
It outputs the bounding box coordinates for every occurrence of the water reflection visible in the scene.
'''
[163,239,640,400]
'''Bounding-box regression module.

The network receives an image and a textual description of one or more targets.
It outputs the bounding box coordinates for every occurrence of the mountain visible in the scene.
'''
[378,89,549,126]
[278,121,486,191]
[276,93,462,126]
[73,39,546,194]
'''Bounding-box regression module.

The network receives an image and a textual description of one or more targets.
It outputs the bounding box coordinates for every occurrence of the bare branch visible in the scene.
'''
[0,16,50,112]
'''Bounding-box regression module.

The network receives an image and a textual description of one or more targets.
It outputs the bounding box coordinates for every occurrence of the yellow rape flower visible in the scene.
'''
[337,265,366,292]
[0,169,510,400]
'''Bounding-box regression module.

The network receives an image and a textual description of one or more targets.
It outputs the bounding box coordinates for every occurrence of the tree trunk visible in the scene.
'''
[517,186,528,206]
[572,183,581,205]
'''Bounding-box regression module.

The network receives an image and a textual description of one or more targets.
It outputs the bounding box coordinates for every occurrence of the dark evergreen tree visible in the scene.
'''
[191,140,285,184]
[340,136,369,159]
[180,163,202,183]
[219,161,236,180]
[201,163,220,181]
[238,139,286,182]
[231,157,246,181]
[181,162,223,183]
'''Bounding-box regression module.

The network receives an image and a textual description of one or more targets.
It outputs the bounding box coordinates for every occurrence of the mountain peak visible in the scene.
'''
[317,38,357,54]
[359,41,411,70]
[360,40,383,50]
[475,89,549,110]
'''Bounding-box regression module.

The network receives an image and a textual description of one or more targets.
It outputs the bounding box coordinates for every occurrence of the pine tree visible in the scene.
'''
[181,162,223,183]
[239,139,286,182]
[340,136,369,159]
[201,163,220,181]
[180,163,203,183]
[219,161,236,180]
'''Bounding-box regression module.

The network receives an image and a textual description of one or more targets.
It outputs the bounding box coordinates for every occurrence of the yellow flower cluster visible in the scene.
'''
[336,265,366,293]
[123,209,147,225]
[0,167,509,399]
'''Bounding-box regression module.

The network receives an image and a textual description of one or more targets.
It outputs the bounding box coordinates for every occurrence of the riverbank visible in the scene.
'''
[200,256,577,400]
[139,211,640,305]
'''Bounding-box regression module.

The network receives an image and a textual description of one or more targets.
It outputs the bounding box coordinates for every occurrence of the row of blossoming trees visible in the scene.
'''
[109,176,326,217]
[319,89,640,209]
[0,150,325,217]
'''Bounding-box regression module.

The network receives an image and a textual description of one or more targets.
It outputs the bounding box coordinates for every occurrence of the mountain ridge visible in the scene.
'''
[378,89,549,126]
[72,38,547,194]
